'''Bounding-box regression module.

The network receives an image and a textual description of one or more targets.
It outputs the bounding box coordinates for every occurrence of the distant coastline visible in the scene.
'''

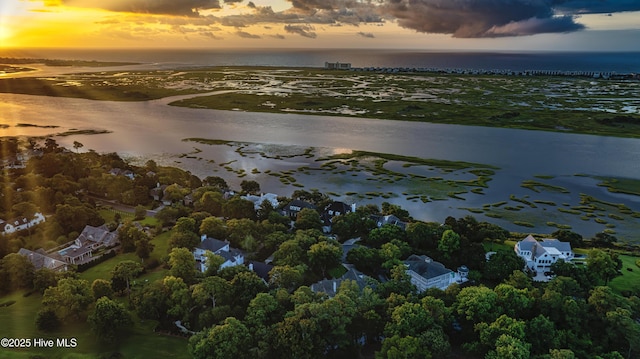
[1,48,639,73]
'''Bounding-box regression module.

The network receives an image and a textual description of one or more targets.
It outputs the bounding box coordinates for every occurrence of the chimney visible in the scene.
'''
[201,234,207,242]
[333,280,337,293]
[351,203,356,212]
[248,262,254,271]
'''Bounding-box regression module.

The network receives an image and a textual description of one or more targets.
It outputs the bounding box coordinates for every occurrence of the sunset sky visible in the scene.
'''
[1,0,639,51]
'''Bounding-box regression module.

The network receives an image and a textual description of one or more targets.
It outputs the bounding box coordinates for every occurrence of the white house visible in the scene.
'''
[1,212,46,235]
[193,235,244,272]
[241,193,280,210]
[404,255,458,292]
[514,235,574,272]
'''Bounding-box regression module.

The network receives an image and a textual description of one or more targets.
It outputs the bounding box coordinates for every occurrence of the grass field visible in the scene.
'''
[0,226,185,359]
[609,254,640,295]
[0,290,189,359]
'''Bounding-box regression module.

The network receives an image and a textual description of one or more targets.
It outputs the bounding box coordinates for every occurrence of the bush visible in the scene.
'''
[144,258,161,270]
[35,308,60,332]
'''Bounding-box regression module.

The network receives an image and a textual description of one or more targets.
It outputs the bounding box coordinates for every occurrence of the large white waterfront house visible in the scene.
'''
[515,235,574,272]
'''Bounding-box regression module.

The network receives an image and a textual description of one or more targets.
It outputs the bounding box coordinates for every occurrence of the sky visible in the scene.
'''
[1,0,639,51]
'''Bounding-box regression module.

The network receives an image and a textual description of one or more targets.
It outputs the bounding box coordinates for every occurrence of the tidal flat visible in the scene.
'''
[0,65,639,137]
[169,138,640,242]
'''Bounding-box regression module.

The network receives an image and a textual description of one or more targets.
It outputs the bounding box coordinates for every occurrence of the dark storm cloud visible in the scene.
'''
[555,0,640,13]
[61,0,640,38]
[63,0,225,16]
[378,0,577,38]
[284,24,317,38]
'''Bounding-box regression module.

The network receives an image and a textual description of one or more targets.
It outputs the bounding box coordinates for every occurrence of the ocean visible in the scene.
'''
[2,48,639,73]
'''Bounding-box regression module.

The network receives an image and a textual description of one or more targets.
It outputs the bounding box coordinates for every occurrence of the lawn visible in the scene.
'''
[1,226,187,359]
[0,290,189,359]
[608,254,640,295]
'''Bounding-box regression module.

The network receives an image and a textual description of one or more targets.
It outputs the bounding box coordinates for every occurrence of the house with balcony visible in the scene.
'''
[514,235,574,272]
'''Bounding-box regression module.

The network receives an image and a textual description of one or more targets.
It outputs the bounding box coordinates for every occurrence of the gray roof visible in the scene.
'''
[18,248,67,271]
[248,261,273,281]
[197,237,228,252]
[542,239,572,252]
[311,268,369,297]
[78,225,117,246]
[404,255,453,279]
[517,235,538,251]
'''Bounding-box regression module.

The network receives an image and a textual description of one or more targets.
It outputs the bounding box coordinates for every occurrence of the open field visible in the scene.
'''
[0,65,638,137]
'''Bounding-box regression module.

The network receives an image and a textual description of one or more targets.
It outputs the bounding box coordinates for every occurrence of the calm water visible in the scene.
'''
[2,48,640,239]
[3,48,640,73]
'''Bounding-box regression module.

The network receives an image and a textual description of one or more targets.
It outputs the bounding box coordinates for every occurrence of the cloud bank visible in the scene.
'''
[56,0,640,38]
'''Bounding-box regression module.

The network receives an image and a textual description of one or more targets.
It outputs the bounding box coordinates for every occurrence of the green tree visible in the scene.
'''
[135,236,154,263]
[455,285,500,324]
[223,197,256,220]
[195,191,224,216]
[169,230,200,251]
[42,278,92,322]
[1,253,35,290]
[269,265,305,292]
[367,224,406,248]
[111,260,144,297]
[526,315,558,355]
[192,275,231,309]
[230,271,268,309]
[32,268,59,294]
[203,176,228,190]
[240,180,261,195]
[189,317,252,359]
[199,216,227,239]
[587,249,620,285]
[552,229,584,248]
[134,205,147,220]
[406,221,442,250]
[91,279,114,300]
[307,240,342,277]
[89,296,132,343]
[376,335,430,359]
[438,229,461,259]
[486,334,531,359]
[203,252,225,277]
[294,207,323,231]
[35,308,60,332]
[169,247,198,284]
[484,251,526,282]
[494,284,532,319]
[117,221,147,253]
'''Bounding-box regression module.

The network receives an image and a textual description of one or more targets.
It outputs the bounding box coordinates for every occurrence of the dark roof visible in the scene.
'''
[310,268,369,297]
[196,237,228,253]
[321,201,353,226]
[404,255,452,279]
[78,225,117,246]
[248,261,273,282]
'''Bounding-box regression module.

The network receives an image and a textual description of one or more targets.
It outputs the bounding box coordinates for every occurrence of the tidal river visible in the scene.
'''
[2,92,640,239]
